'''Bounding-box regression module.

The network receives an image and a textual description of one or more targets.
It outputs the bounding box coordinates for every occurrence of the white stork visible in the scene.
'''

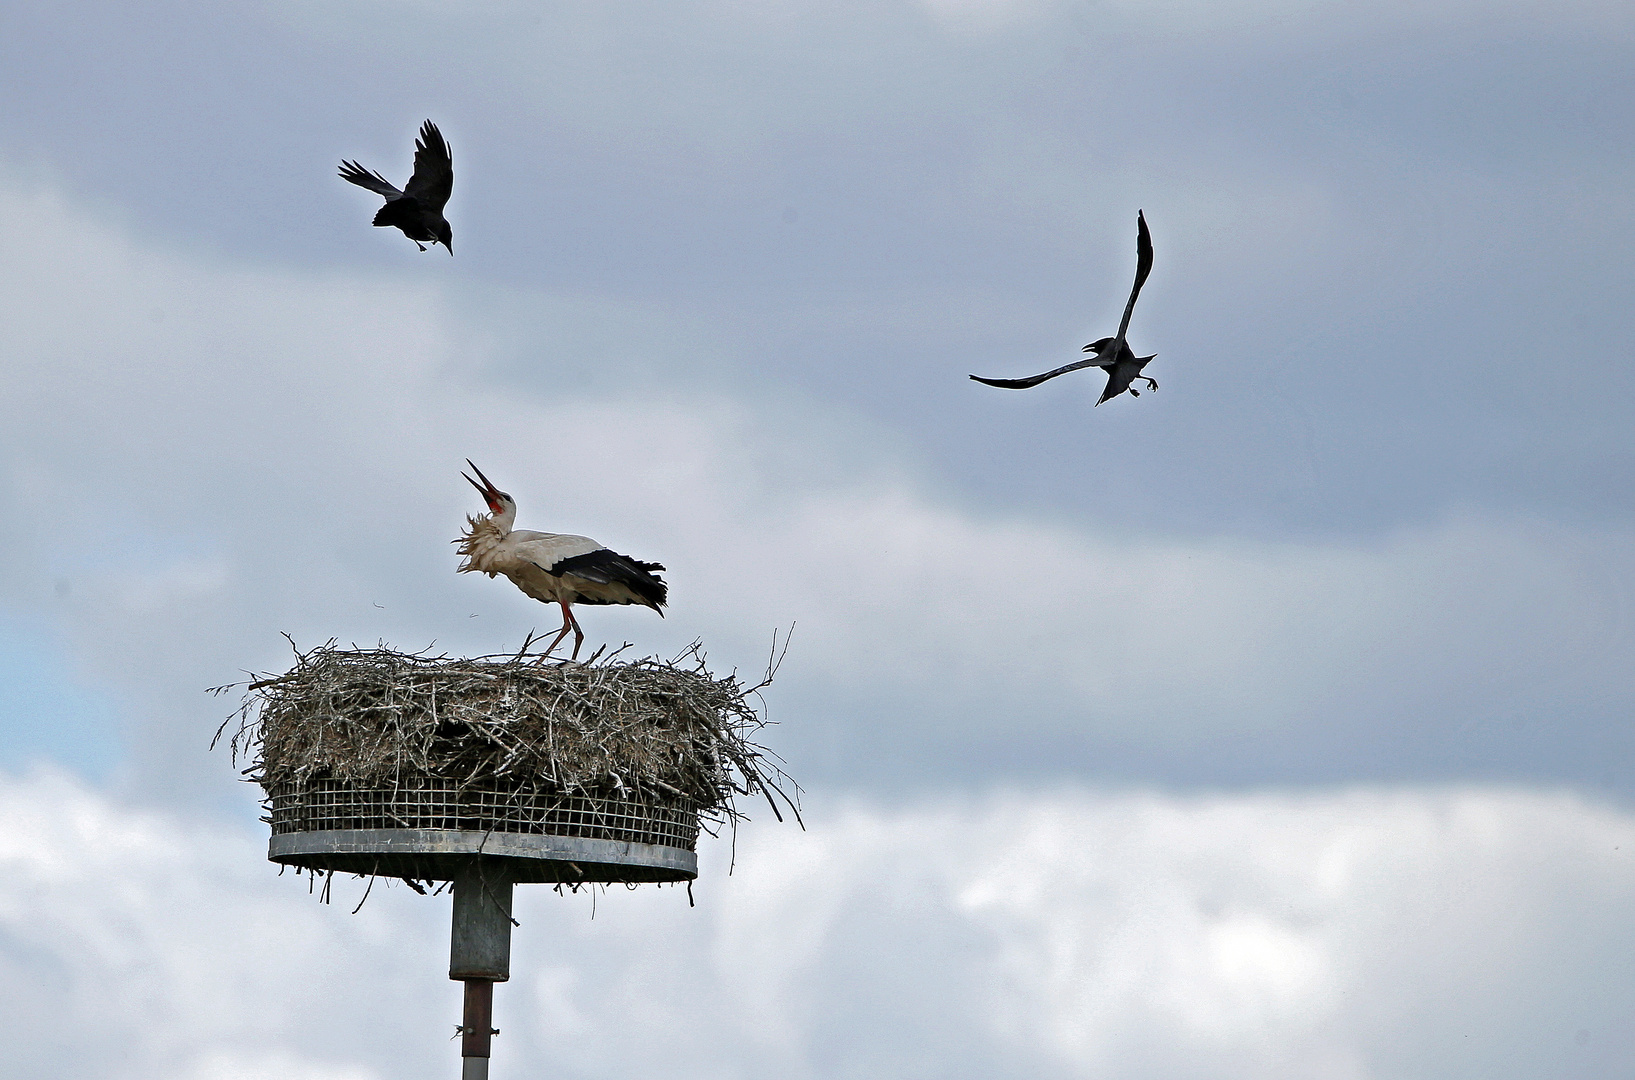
[454,461,667,660]
[971,210,1157,405]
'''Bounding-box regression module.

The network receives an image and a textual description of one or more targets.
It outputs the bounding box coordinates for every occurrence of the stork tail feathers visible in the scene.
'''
[550,549,668,610]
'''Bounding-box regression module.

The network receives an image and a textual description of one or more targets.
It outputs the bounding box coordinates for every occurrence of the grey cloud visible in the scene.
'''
[5,178,1635,802]
[0,7,1630,1073]
[2,0,1631,549]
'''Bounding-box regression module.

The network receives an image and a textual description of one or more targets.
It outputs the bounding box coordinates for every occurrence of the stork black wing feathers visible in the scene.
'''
[541,550,669,610]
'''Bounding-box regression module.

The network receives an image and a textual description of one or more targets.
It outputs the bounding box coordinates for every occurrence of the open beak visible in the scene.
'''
[463,459,503,513]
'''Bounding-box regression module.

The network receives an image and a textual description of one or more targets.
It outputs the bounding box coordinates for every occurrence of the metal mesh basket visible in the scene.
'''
[266,776,700,883]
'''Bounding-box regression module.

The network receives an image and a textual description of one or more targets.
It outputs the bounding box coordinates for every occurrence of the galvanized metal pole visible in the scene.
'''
[450,861,513,1079]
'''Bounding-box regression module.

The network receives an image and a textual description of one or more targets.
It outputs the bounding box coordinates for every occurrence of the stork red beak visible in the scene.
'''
[463,459,504,514]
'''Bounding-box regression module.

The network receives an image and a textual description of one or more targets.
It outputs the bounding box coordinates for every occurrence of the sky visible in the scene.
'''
[0,0,1632,1076]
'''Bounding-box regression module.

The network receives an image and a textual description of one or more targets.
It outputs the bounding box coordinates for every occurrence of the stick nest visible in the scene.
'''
[216,639,799,827]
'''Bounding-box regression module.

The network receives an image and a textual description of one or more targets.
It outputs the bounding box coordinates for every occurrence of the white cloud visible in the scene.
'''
[2,770,1633,1078]
[0,770,433,1080]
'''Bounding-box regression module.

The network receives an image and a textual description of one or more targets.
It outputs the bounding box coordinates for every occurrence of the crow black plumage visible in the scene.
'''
[971,210,1157,405]
[338,120,454,254]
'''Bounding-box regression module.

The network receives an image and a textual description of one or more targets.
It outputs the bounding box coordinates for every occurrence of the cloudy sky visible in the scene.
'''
[1,1,1633,1076]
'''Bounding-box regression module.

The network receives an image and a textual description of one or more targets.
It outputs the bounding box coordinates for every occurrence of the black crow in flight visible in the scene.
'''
[972,210,1156,405]
[338,120,454,254]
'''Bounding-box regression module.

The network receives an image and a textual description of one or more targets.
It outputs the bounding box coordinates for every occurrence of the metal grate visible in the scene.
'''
[268,777,699,851]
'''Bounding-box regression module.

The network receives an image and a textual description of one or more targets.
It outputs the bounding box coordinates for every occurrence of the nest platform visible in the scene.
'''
[222,643,795,885]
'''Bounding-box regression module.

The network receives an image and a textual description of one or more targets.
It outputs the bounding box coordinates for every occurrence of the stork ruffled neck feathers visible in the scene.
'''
[454,513,508,577]
[455,459,518,577]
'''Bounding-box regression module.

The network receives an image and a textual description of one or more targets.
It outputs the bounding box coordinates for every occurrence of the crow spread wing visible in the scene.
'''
[403,120,453,211]
[1114,210,1153,345]
[338,160,402,199]
[970,356,1105,390]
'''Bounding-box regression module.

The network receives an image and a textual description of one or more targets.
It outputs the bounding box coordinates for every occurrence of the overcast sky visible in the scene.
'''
[1,1,1633,1076]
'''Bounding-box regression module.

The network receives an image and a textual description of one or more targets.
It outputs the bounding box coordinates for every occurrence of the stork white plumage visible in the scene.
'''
[454,461,668,660]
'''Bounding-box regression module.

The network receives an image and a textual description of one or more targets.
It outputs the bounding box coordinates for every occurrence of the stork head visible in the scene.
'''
[463,459,515,529]
[437,222,454,255]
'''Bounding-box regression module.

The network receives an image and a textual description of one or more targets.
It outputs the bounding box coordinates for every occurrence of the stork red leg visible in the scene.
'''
[541,599,576,658]
[568,609,586,660]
